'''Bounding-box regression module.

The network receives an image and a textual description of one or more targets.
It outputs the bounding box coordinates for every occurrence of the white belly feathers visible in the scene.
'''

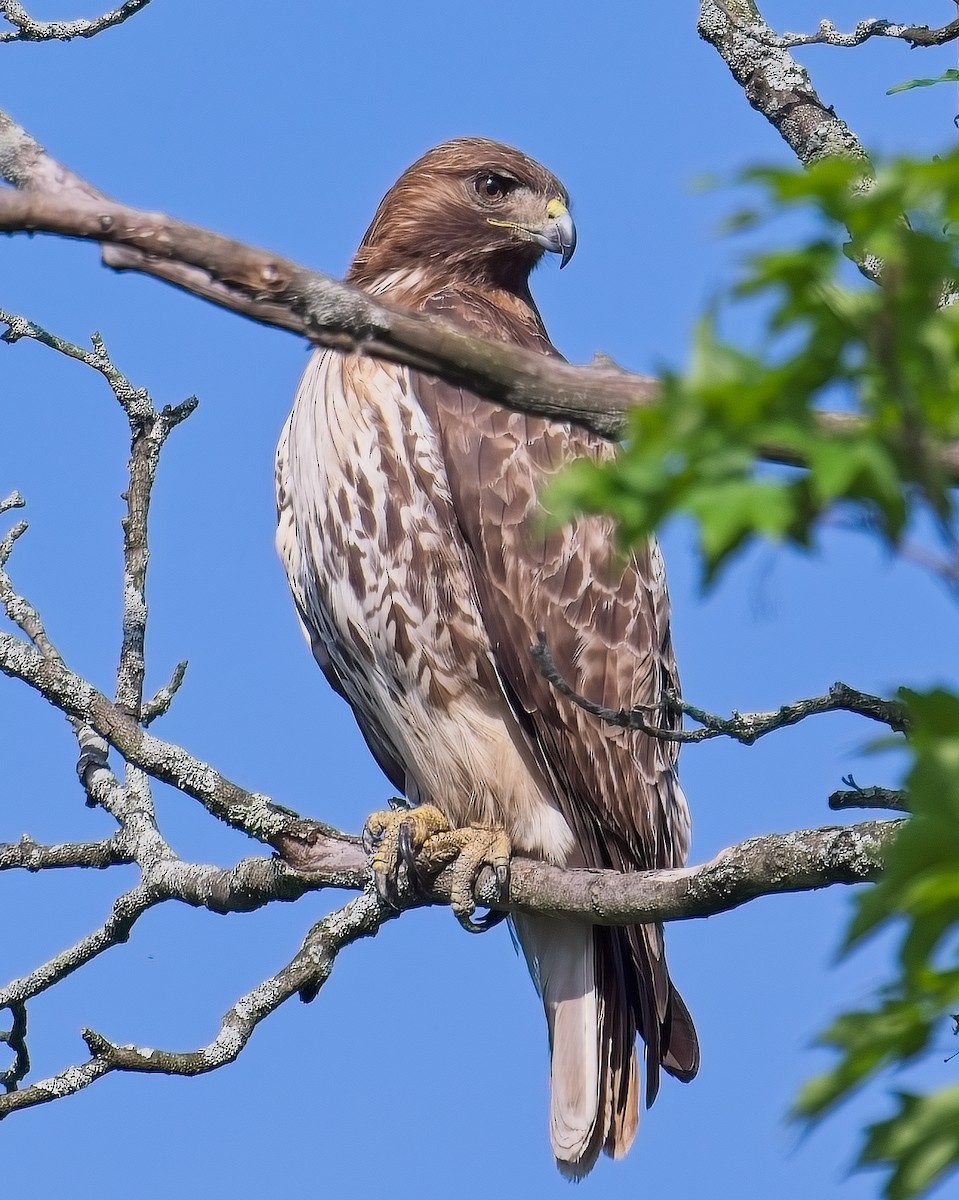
[275,349,574,862]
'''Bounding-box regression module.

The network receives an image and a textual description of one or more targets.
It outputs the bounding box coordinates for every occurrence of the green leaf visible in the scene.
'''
[888,70,959,95]
[861,1088,959,1199]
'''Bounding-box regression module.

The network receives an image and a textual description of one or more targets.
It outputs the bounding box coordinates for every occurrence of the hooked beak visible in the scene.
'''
[532,197,577,268]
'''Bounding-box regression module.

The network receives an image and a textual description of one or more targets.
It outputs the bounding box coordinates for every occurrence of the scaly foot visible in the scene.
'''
[362,803,511,933]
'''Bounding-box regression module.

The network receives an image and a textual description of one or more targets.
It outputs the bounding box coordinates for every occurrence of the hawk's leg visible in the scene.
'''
[362,804,510,933]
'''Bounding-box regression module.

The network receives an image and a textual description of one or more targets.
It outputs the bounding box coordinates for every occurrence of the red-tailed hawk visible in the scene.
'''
[275,137,698,1175]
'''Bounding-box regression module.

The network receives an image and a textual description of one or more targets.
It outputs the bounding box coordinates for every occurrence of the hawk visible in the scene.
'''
[275,137,698,1175]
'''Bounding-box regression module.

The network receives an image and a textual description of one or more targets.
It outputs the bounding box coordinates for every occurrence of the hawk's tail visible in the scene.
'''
[513,912,698,1178]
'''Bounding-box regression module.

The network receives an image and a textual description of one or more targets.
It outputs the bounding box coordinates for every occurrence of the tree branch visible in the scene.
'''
[0,832,131,871]
[0,312,196,722]
[484,818,900,924]
[0,0,152,43]
[0,1001,29,1092]
[141,659,187,726]
[0,114,957,481]
[532,635,908,743]
[828,780,910,813]
[0,890,390,1118]
[0,817,898,1115]
[714,8,959,51]
[698,1,870,167]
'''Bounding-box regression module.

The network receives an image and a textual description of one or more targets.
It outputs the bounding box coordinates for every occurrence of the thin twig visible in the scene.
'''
[532,635,908,742]
[0,511,62,662]
[0,890,391,1117]
[0,311,196,722]
[142,659,187,725]
[0,1001,29,1092]
[0,884,160,1007]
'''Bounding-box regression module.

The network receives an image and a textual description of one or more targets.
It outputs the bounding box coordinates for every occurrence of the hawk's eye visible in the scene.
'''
[474,173,513,202]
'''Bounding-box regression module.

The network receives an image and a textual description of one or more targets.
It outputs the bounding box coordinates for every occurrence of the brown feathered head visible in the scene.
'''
[347,137,575,294]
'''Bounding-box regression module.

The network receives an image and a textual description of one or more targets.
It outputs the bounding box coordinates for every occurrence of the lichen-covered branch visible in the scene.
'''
[0,817,898,1117]
[0,890,390,1118]
[489,819,900,924]
[0,312,195,721]
[0,0,152,43]
[532,636,908,743]
[0,626,357,857]
[141,659,187,726]
[716,9,959,51]
[698,1,869,166]
[0,832,131,872]
[0,1001,29,1092]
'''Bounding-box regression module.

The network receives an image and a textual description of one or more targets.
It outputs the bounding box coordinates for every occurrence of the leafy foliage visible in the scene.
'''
[555,154,959,1197]
[795,687,959,1199]
[549,153,959,585]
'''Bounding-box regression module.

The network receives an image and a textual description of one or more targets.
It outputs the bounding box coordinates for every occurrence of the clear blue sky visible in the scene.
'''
[2,2,956,1196]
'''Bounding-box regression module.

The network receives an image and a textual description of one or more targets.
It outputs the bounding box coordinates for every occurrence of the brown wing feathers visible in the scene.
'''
[413,348,698,1106]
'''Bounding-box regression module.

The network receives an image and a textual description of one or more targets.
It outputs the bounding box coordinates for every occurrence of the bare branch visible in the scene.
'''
[0,184,650,438]
[0,1001,29,1092]
[714,8,959,51]
[0,815,897,1118]
[0,884,160,1007]
[488,819,900,925]
[532,635,908,743]
[0,509,63,662]
[0,311,196,721]
[829,780,910,812]
[0,832,131,871]
[0,0,152,43]
[0,890,390,1117]
[0,626,358,861]
[671,684,908,739]
[0,110,103,198]
[0,552,906,936]
[141,659,188,725]
[1,115,957,479]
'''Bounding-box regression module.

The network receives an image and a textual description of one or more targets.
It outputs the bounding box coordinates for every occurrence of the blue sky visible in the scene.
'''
[2,2,957,1196]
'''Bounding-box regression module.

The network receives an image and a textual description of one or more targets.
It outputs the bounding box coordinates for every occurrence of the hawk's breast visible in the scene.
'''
[275,349,575,861]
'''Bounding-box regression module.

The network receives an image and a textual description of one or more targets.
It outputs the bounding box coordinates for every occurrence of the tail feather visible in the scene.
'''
[514,912,698,1178]
[514,913,601,1168]
[663,983,700,1081]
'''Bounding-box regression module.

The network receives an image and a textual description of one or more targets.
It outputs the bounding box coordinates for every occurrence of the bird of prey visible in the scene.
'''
[275,137,698,1176]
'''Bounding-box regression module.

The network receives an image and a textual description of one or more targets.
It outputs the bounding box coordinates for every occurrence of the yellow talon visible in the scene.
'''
[362,804,511,932]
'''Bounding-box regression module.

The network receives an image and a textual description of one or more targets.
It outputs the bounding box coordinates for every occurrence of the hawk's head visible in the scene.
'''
[347,137,575,294]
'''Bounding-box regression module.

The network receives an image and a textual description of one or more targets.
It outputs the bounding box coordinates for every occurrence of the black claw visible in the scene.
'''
[362,824,383,855]
[374,868,400,909]
[396,819,416,876]
[397,824,437,899]
[455,907,509,935]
